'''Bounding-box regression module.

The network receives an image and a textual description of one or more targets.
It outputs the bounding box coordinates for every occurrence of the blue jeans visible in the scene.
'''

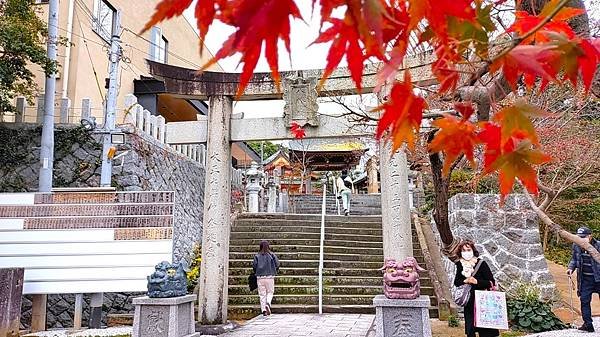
[580,275,600,326]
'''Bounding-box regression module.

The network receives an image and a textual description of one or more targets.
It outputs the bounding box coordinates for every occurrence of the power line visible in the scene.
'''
[74,1,105,101]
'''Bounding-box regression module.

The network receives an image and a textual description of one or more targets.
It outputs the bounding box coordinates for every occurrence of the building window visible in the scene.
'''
[150,27,169,64]
[93,0,116,42]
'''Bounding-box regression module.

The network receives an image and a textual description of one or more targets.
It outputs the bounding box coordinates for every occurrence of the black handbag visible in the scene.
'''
[248,273,258,291]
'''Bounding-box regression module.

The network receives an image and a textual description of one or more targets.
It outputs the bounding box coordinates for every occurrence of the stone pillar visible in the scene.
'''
[0,268,24,337]
[81,98,91,121]
[198,95,232,325]
[379,143,413,261]
[245,162,263,213]
[89,292,103,328]
[267,176,278,213]
[305,170,312,194]
[15,97,26,123]
[60,97,70,124]
[36,94,45,124]
[367,156,380,194]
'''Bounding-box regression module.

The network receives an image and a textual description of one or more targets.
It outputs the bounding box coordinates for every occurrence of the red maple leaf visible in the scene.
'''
[490,45,556,90]
[145,0,302,97]
[488,138,551,201]
[537,34,600,92]
[314,16,365,91]
[374,72,426,151]
[428,114,480,174]
[478,122,502,170]
[314,0,394,91]
[290,122,306,139]
[493,100,547,146]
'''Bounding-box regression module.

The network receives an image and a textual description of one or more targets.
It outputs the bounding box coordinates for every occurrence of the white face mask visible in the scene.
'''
[461,251,474,260]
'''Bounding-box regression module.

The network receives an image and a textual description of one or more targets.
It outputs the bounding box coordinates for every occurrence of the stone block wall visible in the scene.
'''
[0,124,216,328]
[433,193,556,299]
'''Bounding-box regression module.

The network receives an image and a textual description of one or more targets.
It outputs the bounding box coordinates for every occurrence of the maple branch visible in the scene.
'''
[522,187,600,264]
[491,0,571,64]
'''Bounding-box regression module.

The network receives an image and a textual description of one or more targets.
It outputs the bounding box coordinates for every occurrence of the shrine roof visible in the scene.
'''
[287,139,368,153]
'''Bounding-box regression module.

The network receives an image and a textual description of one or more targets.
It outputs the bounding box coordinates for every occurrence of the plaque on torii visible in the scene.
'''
[282,75,319,128]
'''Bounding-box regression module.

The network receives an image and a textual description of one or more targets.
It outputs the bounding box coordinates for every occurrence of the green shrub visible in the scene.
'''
[447,314,460,327]
[506,283,566,333]
[186,244,202,293]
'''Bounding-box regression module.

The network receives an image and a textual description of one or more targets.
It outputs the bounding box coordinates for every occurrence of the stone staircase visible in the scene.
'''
[288,194,381,215]
[227,213,438,320]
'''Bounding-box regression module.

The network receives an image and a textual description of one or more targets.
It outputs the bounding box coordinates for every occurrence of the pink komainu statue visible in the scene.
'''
[379,257,426,299]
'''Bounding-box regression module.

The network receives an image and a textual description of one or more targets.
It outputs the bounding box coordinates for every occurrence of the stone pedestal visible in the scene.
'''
[132,295,199,337]
[373,295,431,337]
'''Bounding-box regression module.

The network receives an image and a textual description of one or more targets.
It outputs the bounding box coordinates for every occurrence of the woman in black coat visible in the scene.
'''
[454,240,499,337]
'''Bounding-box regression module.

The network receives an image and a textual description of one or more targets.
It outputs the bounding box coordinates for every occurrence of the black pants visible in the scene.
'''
[464,294,499,337]
[580,275,600,327]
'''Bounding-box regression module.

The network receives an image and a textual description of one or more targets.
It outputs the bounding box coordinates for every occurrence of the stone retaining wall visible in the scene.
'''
[431,193,556,300]
[0,124,230,328]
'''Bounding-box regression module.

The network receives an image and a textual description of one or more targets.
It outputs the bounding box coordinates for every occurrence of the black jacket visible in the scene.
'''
[454,258,495,291]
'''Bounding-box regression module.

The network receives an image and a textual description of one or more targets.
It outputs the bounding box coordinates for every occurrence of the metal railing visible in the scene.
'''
[318,177,327,314]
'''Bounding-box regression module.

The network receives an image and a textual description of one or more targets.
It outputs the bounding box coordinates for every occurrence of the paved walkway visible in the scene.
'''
[220,314,375,337]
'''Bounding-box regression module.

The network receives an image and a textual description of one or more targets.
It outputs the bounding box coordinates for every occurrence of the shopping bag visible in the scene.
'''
[248,273,258,291]
[474,290,509,330]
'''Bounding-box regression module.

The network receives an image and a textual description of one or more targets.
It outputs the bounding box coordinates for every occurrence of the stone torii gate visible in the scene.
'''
[147,58,434,325]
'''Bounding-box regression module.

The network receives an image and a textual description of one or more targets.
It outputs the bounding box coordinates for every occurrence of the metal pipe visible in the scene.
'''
[318,177,327,314]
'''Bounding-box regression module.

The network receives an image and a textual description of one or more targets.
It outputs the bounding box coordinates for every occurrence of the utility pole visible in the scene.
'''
[100,11,122,187]
[38,0,59,192]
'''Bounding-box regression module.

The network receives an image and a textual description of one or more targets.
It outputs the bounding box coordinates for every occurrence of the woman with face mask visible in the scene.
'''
[453,240,499,337]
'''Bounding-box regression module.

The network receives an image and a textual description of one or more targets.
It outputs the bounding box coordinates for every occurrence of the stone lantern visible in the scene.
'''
[245,162,264,213]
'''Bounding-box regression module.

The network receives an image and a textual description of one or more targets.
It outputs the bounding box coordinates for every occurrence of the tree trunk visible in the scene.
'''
[523,190,600,264]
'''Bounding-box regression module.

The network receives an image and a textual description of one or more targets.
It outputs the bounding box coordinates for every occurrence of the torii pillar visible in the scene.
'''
[379,142,413,261]
[197,95,232,325]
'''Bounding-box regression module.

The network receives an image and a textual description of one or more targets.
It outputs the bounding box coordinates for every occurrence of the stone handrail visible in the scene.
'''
[412,213,458,320]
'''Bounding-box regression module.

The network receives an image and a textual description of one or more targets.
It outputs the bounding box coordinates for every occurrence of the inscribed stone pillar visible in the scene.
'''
[379,143,413,261]
[198,95,232,325]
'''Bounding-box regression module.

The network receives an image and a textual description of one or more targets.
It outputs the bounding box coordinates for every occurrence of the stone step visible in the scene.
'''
[237,213,382,222]
[229,251,387,262]
[229,294,378,306]
[229,238,384,248]
[231,225,383,236]
[227,304,439,320]
[230,245,384,255]
[230,231,384,242]
[234,219,384,229]
[229,258,425,269]
[228,267,378,277]
[228,285,391,296]
[228,281,434,296]
[227,274,432,286]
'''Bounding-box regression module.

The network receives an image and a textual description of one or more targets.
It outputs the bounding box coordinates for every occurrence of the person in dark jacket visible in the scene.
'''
[454,240,499,337]
[567,226,600,332]
[252,240,280,316]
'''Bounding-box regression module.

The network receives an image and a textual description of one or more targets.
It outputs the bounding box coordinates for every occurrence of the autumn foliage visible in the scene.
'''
[144,0,600,201]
